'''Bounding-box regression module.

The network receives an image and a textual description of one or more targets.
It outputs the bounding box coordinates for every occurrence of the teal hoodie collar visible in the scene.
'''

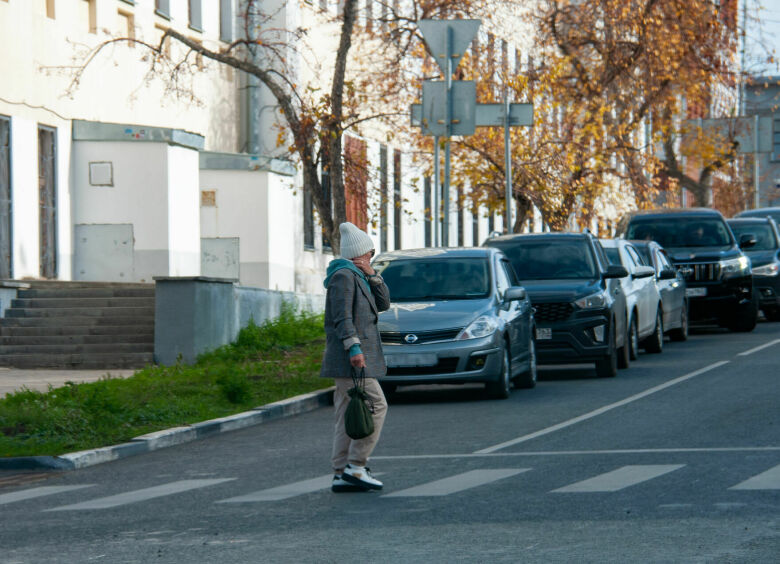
[324,258,369,289]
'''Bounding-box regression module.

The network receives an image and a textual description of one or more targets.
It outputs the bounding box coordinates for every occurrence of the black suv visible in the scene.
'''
[485,232,629,378]
[727,217,780,322]
[618,208,757,332]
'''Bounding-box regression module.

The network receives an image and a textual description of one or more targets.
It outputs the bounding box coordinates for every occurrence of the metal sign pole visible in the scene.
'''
[504,89,512,234]
[754,114,760,209]
[434,136,440,246]
[442,25,453,247]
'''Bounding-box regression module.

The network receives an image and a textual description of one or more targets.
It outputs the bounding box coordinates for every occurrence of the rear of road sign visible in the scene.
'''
[418,19,481,75]
[411,102,533,130]
[421,80,477,137]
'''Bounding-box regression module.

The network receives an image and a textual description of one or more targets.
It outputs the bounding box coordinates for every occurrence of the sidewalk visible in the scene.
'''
[0,368,135,397]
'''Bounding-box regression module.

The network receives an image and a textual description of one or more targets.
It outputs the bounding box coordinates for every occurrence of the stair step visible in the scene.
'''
[5,307,155,318]
[0,352,154,369]
[0,316,155,327]
[17,288,156,299]
[0,334,153,346]
[0,325,154,337]
[11,297,155,309]
[0,343,153,354]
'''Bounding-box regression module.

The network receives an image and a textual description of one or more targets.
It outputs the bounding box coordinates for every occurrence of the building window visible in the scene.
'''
[155,0,170,19]
[424,176,432,247]
[303,183,314,250]
[321,160,332,251]
[379,144,388,252]
[118,9,135,42]
[344,136,368,230]
[0,116,11,279]
[472,205,479,246]
[457,184,464,246]
[393,149,402,250]
[45,0,55,19]
[488,211,495,234]
[38,126,57,279]
[365,0,373,32]
[220,0,232,42]
[319,0,328,11]
[188,0,202,32]
[773,118,780,162]
[80,0,96,33]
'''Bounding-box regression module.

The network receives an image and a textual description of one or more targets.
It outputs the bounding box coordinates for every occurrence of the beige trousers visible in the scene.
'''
[331,377,388,472]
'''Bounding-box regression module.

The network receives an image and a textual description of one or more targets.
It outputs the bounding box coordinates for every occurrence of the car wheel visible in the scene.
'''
[617,319,630,369]
[644,309,663,354]
[764,307,780,322]
[595,323,618,378]
[728,295,758,333]
[513,335,537,389]
[379,382,397,397]
[486,345,511,399]
[669,302,689,342]
[628,315,639,361]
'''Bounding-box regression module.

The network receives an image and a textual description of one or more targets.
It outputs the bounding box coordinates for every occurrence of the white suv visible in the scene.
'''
[600,239,664,357]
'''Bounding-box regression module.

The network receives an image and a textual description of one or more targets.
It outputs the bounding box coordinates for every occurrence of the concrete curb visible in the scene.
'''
[0,387,335,471]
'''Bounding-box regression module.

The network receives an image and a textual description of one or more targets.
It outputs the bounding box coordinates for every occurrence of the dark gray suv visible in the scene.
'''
[373,247,536,399]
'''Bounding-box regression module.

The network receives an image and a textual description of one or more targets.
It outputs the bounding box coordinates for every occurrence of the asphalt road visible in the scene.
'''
[1,322,779,563]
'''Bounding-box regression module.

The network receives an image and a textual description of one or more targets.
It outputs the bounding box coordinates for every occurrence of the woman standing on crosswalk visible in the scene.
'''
[321,222,391,492]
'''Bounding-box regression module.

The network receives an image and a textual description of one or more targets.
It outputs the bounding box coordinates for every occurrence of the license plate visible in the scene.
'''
[686,287,707,298]
[536,328,552,340]
[384,353,438,367]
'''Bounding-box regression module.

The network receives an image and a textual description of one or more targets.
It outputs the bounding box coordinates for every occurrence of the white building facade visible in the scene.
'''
[1,0,540,295]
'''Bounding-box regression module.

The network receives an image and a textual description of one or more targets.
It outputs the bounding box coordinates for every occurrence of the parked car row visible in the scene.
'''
[370,206,780,400]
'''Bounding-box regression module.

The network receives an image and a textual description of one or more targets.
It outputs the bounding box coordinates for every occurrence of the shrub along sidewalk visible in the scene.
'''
[0,307,329,458]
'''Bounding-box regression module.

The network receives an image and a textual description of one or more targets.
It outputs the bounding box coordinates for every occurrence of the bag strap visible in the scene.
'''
[350,366,375,413]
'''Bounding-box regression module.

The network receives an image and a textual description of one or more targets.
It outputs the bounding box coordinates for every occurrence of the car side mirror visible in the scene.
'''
[659,267,677,280]
[603,265,629,279]
[739,233,757,249]
[632,265,656,279]
[503,286,527,302]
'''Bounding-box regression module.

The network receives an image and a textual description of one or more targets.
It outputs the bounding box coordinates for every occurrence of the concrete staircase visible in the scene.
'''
[0,282,155,369]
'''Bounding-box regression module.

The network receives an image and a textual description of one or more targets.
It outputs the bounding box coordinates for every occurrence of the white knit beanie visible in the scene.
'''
[339,222,374,259]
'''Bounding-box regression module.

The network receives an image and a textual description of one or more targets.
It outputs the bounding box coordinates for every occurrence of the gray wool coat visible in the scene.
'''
[320,269,391,379]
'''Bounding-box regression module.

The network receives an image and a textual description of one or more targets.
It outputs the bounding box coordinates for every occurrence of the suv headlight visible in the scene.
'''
[457,315,499,340]
[719,256,751,279]
[753,262,780,277]
[574,292,607,309]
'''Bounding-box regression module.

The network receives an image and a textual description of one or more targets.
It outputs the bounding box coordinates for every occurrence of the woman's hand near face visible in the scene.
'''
[351,251,375,276]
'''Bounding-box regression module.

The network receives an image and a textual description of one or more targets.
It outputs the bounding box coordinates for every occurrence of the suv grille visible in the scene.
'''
[676,262,720,282]
[533,302,574,323]
[386,357,460,375]
[380,328,463,345]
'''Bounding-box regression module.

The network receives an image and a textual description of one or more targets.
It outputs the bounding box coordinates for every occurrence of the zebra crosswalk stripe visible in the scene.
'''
[0,485,94,506]
[46,479,235,511]
[383,469,529,498]
[730,463,780,490]
[552,465,685,493]
[217,474,334,502]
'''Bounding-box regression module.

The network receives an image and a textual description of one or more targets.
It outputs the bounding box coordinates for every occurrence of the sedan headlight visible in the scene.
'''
[574,292,607,309]
[719,256,751,279]
[457,315,499,340]
[753,262,780,277]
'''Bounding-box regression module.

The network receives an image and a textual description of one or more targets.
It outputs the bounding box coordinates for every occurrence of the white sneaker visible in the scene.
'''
[342,464,383,490]
[331,474,367,493]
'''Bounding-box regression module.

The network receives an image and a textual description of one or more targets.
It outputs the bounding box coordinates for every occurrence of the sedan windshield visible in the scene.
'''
[729,223,778,251]
[626,218,733,248]
[373,258,491,301]
[491,240,598,280]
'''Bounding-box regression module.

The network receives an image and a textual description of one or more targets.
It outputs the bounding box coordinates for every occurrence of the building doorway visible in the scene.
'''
[38,125,57,279]
[0,116,11,279]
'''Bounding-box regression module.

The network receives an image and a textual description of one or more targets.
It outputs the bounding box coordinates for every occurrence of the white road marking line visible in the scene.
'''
[475,361,730,454]
[737,339,780,356]
[0,485,94,506]
[730,463,780,490]
[217,474,334,502]
[552,465,684,493]
[659,503,693,509]
[383,469,529,498]
[46,479,235,511]
[371,446,780,460]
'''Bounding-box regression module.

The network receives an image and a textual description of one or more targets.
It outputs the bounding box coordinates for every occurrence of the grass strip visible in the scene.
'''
[0,306,329,458]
